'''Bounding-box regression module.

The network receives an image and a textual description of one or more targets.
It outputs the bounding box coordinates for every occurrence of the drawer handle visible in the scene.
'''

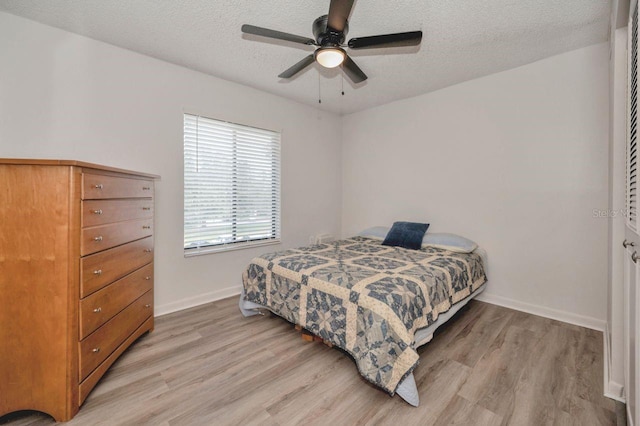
[144,304,152,308]
[92,209,103,215]
[94,236,103,242]
[92,347,101,353]
[93,269,102,275]
[144,248,152,253]
[93,307,102,313]
[142,186,151,191]
[145,276,151,280]
[633,251,639,264]
[143,225,151,230]
[94,184,103,189]
[624,239,635,248]
[142,207,151,211]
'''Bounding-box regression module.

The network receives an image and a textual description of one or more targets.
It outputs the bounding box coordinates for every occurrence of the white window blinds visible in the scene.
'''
[184,114,281,255]
[629,5,638,229]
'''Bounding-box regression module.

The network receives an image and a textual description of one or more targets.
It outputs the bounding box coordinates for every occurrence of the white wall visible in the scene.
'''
[342,43,610,329]
[0,10,614,330]
[0,12,342,314]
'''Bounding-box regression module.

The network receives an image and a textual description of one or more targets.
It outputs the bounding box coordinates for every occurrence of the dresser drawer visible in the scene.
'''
[82,199,153,228]
[81,237,153,298]
[79,263,154,339]
[81,219,153,256]
[79,290,153,381]
[78,317,153,406]
[82,173,153,200]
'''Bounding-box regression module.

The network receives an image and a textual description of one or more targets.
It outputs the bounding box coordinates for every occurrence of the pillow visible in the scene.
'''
[382,221,430,250]
[422,233,478,253]
[357,226,389,240]
[358,226,479,253]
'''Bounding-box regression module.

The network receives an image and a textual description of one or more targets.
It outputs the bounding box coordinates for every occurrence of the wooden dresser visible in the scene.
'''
[0,159,159,422]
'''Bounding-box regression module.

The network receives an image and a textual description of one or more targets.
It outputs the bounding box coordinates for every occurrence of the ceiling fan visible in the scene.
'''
[241,0,422,84]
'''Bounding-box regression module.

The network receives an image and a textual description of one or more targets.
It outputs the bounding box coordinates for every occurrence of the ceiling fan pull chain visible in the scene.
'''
[341,75,345,96]
[318,73,322,104]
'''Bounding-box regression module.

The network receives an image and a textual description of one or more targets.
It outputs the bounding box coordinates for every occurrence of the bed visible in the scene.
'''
[239,234,487,406]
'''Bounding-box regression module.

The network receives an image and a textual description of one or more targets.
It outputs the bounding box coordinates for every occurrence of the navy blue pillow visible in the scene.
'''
[382,221,430,250]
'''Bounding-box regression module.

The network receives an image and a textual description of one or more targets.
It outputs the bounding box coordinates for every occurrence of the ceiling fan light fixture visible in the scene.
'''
[315,47,346,68]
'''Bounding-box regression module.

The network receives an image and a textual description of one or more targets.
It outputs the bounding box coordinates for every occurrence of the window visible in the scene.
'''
[184,113,281,255]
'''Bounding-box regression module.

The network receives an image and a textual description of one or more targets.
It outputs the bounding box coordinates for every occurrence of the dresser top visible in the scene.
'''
[0,158,160,179]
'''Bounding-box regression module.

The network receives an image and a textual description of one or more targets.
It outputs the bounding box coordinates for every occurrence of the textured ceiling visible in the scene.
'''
[0,0,612,114]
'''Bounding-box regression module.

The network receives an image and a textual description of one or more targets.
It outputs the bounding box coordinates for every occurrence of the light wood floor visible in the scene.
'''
[1,297,622,425]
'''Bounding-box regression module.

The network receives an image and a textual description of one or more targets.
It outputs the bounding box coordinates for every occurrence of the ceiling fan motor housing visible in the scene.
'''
[313,15,348,46]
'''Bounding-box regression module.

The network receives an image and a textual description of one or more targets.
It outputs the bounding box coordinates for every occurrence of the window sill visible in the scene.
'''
[184,239,281,258]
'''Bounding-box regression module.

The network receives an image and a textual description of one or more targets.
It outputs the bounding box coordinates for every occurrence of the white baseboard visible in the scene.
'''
[606,381,626,402]
[475,292,607,331]
[154,285,242,317]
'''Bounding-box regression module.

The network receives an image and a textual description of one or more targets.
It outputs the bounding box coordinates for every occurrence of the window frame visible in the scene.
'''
[183,113,282,257]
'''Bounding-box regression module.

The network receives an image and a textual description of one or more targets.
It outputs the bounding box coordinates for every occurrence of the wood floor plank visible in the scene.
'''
[433,395,503,426]
[574,328,617,412]
[503,308,564,337]
[363,358,473,425]
[568,393,617,425]
[457,324,539,415]
[414,301,486,360]
[504,324,615,426]
[306,379,391,425]
[0,297,618,426]
[441,303,514,368]
[267,360,363,426]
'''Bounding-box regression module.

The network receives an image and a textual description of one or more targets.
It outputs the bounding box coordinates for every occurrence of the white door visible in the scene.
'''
[625,3,640,424]
[623,240,638,424]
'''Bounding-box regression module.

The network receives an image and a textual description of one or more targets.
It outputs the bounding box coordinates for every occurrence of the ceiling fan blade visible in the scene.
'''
[348,31,423,49]
[341,55,367,83]
[242,24,316,45]
[278,55,316,78]
[327,0,355,32]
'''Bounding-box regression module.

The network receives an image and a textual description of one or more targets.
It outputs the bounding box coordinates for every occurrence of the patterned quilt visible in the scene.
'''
[242,236,486,395]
